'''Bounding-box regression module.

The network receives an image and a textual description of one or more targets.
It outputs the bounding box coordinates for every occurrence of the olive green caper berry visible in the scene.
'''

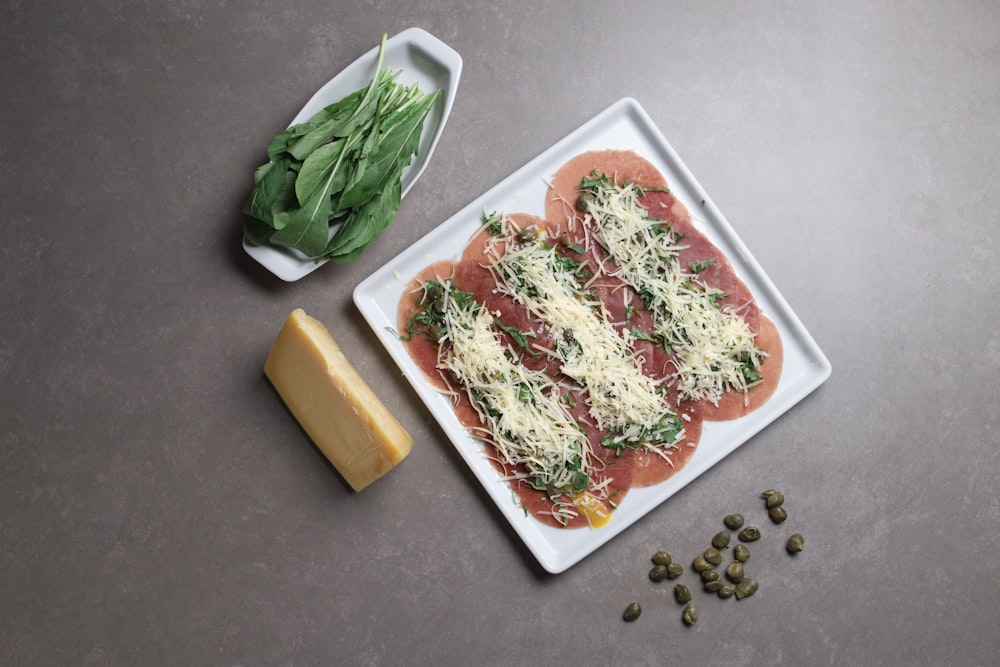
[649,564,670,582]
[576,192,599,213]
[674,584,692,604]
[734,544,750,562]
[738,526,761,542]
[723,513,745,530]
[692,555,711,572]
[725,561,745,583]
[768,506,788,523]
[704,547,723,566]
[704,580,723,592]
[735,578,758,600]
[766,492,785,509]
[760,489,778,500]
[711,531,730,550]
[701,569,721,583]
[666,562,683,579]
[516,226,539,243]
[623,602,642,621]
[786,533,805,554]
[682,603,699,625]
[652,550,672,566]
[718,584,737,599]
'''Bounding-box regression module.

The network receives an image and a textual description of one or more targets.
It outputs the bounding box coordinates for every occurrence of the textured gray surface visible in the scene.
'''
[2,1,999,664]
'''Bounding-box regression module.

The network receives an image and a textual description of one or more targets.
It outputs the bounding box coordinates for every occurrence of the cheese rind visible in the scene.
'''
[264,309,412,491]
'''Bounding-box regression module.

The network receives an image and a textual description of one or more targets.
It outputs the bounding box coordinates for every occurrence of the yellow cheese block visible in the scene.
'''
[264,308,412,491]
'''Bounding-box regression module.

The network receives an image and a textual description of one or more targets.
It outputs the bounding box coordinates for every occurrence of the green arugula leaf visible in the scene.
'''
[269,183,332,257]
[293,138,350,206]
[326,177,402,260]
[243,158,291,226]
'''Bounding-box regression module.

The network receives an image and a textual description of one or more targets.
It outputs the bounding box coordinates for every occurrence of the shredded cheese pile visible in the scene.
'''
[434,282,594,498]
[486,227,683,449]
[578,180,765,404]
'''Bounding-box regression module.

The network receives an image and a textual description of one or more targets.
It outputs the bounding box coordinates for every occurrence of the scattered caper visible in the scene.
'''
[760,489,778,500]
[718,584,736,599]
[652,550,672,566]
[786,533,805,554]
[666,562,683,579]
[735,578,758,600]
[768,506,788,524]
[738,526,761,542]
[766,492,785,509]
[711,531,730,550]
[704,547,723,566]
[516,226,539,243]
[682,603,699,626]
[725,561,745,583]
[692,555,712,572]
[576,191,599,213]
[704,580,723,592]
[649,564,670,582]
[734,544,750,563]
[674,584,692,604]
[623,602,642,622]
[723,513,745,530]
[701,569,721,583]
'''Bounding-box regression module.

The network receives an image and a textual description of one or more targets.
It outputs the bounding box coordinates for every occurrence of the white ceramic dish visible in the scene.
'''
[244,27,462,282]
[354,98,832,573]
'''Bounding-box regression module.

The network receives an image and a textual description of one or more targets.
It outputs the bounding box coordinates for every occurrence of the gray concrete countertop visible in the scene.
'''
[3,2,998,664]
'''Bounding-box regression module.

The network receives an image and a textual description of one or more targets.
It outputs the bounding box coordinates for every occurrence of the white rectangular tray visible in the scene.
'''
[354,98,831,573]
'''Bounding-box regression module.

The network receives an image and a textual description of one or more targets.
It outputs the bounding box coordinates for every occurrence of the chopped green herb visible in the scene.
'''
[689,257,716,274]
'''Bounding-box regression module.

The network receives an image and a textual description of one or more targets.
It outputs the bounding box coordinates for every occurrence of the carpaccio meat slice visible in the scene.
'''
[397,150,783,528]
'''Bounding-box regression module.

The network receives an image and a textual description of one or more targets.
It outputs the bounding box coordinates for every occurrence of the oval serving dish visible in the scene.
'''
[243,27,463,282]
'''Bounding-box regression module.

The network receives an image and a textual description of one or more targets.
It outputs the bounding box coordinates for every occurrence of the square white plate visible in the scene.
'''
[354,98,832,573]
[244,27,462,282]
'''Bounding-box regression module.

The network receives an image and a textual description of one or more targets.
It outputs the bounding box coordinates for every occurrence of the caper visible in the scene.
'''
[786,533,805,554]
[723,513,744,530]
[423,282,444,304]
[760,489,778,500]
[516,226,539,243]
[692,555,711,572]
[725,561,745,583]
[623,602,642,622]
[682,603,699,626]
[704,580,723,592]
[701,569,721,583]
[718,584,737,599]
[652,550,672,566]
[711,531,730,550]
[738,526,761,542]
[674,584,692,604]
[703,547,723,566]
[766,492,785,509]
[545,479,566,498]
[768,506,788,524]
[649,564,670,582]
[427,323,446,342]
[734,544,750,563]
[576,191,599,213]
[735,578,758,600]
[666,562,683,579]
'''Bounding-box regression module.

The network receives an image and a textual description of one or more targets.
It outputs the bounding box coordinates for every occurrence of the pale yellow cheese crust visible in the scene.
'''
[264,309,412,491]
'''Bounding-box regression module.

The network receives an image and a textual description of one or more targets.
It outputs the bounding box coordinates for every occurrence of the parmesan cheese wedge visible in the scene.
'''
[264,308,412,491]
